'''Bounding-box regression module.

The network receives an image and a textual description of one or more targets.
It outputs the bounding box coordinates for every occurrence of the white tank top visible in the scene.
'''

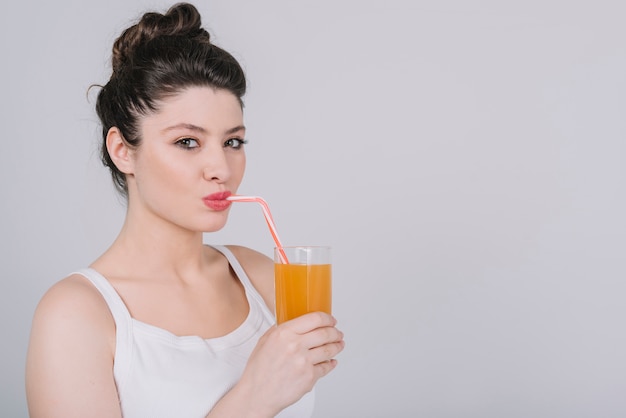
[77,245,314,418]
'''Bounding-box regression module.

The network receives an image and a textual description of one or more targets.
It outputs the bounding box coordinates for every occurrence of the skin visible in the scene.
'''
[25,86,345,418]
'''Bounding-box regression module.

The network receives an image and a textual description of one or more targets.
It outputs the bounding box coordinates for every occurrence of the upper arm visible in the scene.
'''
[226,245,275,313]
[25,275,122,418]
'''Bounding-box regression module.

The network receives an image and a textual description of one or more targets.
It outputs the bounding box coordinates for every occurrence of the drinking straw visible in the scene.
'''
[226,195,289,264]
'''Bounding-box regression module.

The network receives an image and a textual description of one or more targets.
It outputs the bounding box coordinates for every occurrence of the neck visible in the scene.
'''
[94,200,211,282]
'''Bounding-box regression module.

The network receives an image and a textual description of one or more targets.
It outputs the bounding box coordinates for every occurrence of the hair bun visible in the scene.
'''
[111,3,207,74]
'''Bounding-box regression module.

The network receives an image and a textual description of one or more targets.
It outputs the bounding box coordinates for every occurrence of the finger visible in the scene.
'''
[313,358,338,380]
[281,311,337,334]
[308,341,345,365]
[300,326,344,350]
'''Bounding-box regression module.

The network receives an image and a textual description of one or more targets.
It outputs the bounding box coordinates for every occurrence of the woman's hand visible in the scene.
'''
[209,312,345,417]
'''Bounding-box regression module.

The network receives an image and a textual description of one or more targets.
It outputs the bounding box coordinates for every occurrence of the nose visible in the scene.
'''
[202,146,230,182]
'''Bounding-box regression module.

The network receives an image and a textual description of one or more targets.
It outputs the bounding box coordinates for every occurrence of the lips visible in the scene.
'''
[202,191,232,211]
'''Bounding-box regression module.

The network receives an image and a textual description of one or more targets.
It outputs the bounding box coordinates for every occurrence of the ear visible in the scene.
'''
[106,127,135,174]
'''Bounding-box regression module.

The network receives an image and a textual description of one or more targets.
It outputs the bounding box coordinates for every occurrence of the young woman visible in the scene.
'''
[25,3,345,417]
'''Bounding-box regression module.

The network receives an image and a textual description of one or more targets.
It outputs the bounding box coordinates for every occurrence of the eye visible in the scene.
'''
[225,138,248,150]
[175,137,200,149]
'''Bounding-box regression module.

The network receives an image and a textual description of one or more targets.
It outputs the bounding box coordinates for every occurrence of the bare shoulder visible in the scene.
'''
[32,274,114,333]
[225,245,275,311]
[26,274,120,416]
[27,273,116,373]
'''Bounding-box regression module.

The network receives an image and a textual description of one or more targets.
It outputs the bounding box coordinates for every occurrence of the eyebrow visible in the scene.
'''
[163,123,246,135]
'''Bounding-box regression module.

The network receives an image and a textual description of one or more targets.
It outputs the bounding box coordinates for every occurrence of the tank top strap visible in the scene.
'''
[73,268,133,392]
[208,245,276,325]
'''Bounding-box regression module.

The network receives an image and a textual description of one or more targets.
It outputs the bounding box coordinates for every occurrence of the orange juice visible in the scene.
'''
[274,263,332,324]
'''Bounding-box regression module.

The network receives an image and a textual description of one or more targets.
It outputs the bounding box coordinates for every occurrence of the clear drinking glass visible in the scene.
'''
[274,246,332,324]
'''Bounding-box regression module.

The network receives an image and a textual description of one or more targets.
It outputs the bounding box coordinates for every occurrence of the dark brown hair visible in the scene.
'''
[95,2,246,196]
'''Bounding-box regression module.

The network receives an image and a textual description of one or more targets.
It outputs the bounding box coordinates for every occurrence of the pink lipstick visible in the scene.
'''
[202,191,232,211]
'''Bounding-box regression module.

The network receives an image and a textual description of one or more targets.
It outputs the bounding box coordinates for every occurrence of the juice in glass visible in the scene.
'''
[274,247,332,324]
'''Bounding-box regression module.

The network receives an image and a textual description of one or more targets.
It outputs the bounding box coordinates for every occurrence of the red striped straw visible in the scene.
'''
[226,195,289,264]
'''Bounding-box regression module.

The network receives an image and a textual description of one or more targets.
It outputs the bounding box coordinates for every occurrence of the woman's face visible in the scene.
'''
[127,86,246,233]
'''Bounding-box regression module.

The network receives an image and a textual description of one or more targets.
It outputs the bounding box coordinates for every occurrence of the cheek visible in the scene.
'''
[232,155,246,180]
[134,151,186,191]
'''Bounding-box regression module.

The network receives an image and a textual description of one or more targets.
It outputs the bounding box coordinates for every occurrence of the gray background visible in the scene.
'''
[2,0,625,417]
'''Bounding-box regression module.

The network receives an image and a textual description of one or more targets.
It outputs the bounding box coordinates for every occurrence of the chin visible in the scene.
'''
[200,225,227,234]
[179,209,231,234]
[199,217,230,233]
